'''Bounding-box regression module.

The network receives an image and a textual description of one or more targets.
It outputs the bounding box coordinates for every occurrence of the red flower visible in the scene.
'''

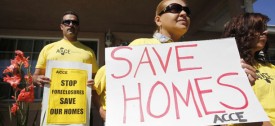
[17,85,34,103]
[10,103,19,115]
[3,50,29,74]
[15,50,24,56]
[14,50,29,68]
[3,74,21,88]
[3,64,16,73]
[24,75,33,85]
[2,50,34,125]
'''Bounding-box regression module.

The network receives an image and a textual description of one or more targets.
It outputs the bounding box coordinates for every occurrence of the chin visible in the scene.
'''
[67,34,76,38]
[180,29,188,35]
[68,33,76,36]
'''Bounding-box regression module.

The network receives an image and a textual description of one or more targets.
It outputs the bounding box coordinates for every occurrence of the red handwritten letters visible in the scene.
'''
[109,44,248,124]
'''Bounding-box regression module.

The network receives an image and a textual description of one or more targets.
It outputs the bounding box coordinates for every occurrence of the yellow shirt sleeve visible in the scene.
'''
[94,65,106,95]
[94,65,106,110]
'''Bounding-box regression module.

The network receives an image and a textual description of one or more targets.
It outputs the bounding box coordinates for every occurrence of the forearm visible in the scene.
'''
[92,90,100,110]
[99,106,106,121]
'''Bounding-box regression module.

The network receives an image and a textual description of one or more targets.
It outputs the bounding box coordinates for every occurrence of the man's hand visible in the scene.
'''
[34,75,51,87]
[87,79,95,89]
[33,68,51,87]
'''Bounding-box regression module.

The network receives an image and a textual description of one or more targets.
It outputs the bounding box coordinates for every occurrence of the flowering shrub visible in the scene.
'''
[2,50,35,126]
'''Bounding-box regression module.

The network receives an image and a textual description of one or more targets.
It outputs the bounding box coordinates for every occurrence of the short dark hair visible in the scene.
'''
[61,10,80,23]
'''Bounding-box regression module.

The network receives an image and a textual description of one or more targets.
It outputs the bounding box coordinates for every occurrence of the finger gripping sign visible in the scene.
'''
[47,68,87,124]
[105,38,269,126]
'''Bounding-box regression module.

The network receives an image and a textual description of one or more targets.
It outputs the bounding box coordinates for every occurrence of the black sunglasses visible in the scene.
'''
[62,20,79,26]
[158,3,191,16]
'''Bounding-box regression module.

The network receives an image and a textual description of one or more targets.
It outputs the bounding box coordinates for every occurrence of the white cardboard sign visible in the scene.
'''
[40,60,92,126]
[105,38,269,126]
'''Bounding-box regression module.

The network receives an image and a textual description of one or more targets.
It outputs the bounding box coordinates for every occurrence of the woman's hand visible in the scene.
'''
[240,59,257,86]
[262,121,273,126]
[99,106,106,121]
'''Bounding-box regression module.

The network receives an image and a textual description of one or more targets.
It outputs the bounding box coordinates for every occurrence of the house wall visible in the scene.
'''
[0,25,275,126]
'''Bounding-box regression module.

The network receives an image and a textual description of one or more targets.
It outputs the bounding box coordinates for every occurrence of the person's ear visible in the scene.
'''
[60,24,63,30]
[155,15,161,27]
[60,24,64,31]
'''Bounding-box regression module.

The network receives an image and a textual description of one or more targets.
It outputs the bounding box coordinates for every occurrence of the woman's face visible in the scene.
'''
[254,30,268,52]
[156,0,191,38]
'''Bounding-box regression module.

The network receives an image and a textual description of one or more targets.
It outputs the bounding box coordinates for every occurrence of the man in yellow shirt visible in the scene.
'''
[33,10,99,125]
[33,10,98,85]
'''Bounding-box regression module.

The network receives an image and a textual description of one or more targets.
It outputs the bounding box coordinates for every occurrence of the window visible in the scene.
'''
[268,48,275,64]
[0,37,98,100]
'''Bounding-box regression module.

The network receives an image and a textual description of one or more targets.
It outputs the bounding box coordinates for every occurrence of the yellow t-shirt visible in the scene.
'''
[129,38,162,46]
[94,65,106,110]
[253,63,275,125]
[36,39,98,74]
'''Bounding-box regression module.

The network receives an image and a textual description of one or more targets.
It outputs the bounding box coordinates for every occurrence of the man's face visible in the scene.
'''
[60,14,79,39]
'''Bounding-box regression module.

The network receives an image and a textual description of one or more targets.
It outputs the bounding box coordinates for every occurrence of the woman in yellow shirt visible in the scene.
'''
[223,12,275,126]
[94,0,258,124]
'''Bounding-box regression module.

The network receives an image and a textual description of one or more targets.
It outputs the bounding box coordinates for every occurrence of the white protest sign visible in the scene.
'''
[105,38,269,126]
[40,60,92,126]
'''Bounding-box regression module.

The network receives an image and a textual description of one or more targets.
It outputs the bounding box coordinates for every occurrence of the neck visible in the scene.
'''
[165,34,181,42]
[64,36,77,42]
[160,31,182,42]
[170,34,181,41]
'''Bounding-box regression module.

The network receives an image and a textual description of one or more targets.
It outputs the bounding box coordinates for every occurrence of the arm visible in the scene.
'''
[88,73,98,106]
[33,68,51,86]
[92,66,106,121]
[90,72,100,109]
[92,90,100,109]
[99,106,106,121]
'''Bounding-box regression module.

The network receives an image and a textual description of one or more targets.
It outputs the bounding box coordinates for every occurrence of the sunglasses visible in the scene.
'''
[159,3,191,16]
[62,20,79,26]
